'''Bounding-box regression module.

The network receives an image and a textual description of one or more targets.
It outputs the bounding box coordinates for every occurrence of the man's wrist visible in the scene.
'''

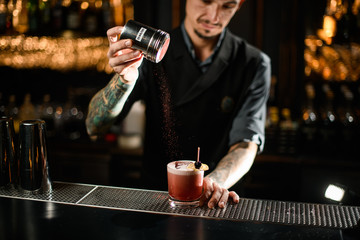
[117,74,134,92]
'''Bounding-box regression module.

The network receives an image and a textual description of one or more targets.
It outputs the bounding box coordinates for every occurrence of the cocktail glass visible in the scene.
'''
[167,160,204,208]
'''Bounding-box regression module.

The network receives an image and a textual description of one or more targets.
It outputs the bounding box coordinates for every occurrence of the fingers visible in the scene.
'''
[207,182,227,209]
[109,49,142,72]
[106,26,143,83]
[106,24,144,81]
[107,26,124,44]
[200,177,240,209]
[107,40,133,59]
[217,188,229,208]
[229,191,240,204]
[200,178,216,207]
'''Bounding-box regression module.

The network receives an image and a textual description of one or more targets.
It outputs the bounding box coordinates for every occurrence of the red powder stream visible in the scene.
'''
[154,65,182,162]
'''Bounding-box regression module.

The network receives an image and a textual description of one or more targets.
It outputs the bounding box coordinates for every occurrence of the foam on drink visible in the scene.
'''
[167,160,204,205]
[167,161,202,175]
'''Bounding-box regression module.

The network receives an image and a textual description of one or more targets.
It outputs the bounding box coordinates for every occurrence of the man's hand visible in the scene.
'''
[200,177,239,209]
[107,27,143,84]
[198,141,257,209]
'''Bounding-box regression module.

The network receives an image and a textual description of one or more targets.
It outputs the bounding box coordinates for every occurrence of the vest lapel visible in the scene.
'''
[174,29,234,107]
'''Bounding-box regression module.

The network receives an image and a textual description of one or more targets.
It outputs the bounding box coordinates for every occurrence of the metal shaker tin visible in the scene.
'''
[19,119,52,193]
[119,20,170,63]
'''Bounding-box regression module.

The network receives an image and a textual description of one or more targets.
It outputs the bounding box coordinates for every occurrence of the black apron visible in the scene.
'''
[122,28,264,190]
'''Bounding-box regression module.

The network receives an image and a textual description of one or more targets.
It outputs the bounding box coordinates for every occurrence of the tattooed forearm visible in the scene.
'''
[206,142,258,189]
[86,74,134,136]
[206,150,238,187]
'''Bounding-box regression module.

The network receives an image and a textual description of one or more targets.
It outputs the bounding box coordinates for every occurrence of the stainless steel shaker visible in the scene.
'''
[119,20,170,63]
[0,117,17,188]
[18,119,52,193]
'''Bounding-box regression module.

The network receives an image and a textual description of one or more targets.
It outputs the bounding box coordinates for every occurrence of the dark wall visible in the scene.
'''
[133,0,173,31]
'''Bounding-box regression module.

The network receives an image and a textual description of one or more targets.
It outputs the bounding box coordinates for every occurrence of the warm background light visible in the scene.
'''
[0,35,113,74]
[304,36,360,81]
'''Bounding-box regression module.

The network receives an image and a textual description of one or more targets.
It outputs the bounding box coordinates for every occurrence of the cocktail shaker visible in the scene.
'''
[119,20,170,63]
[18,119,51,193]
[0,117,17,187]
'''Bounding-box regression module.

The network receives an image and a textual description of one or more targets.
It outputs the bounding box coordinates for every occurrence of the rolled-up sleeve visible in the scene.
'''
[229,52,271,153]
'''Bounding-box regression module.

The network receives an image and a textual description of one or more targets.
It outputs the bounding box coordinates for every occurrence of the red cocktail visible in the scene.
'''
[167,160,204,207]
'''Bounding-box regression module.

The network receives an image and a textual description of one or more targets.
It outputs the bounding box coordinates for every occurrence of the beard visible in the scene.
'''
[194,28,219,40]
[193,19,222,40]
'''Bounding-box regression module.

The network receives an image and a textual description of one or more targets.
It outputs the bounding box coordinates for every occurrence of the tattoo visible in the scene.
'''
[207,142,257,189]
[207,150,238,187]
[86,74,133,135]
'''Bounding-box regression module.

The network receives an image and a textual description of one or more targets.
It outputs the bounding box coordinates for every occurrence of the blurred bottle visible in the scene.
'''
[27,0,40,33]
[5,0,15,33]
[264,106,279,154]
[333,0,359,44]
[277,108,298,155]
[101,0,114,32]
[0,0,7,33]
[39,0,51,31]
[112,0,124,26]
[112,0,133,26]
[0,92,6,117]
[5,95,19,133]
[52,0,64,30]
[122,0,133,23]
[318,84,340,156]
[13,0,29,33]
[263,76,278,155]
[82,0,98,34]
[338,85,358,156]
[18,93,36,121]
[62,89,84,140]
[53,103,64,138]
[66,0,80,30]
[37,94,56,138]
[299,83,319,155]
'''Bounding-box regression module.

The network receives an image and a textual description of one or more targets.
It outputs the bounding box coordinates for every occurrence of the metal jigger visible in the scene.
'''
[0,117,17,188]
[18,120,52,194]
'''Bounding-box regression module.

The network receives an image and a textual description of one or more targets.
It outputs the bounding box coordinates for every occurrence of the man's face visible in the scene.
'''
[185,0,243,40]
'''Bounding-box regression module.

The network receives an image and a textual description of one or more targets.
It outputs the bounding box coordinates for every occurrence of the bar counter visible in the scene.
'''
[1,182,359,240]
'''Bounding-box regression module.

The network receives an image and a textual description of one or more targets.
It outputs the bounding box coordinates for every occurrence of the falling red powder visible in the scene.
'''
[154,65,182,162]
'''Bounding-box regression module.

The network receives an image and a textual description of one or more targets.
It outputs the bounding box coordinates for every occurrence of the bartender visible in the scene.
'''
[86,0,271,209]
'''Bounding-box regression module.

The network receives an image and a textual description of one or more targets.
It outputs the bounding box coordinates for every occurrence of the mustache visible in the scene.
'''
[197,19,222,28]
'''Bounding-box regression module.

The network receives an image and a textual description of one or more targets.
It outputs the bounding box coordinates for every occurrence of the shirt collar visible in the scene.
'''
[180,22,226,73]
